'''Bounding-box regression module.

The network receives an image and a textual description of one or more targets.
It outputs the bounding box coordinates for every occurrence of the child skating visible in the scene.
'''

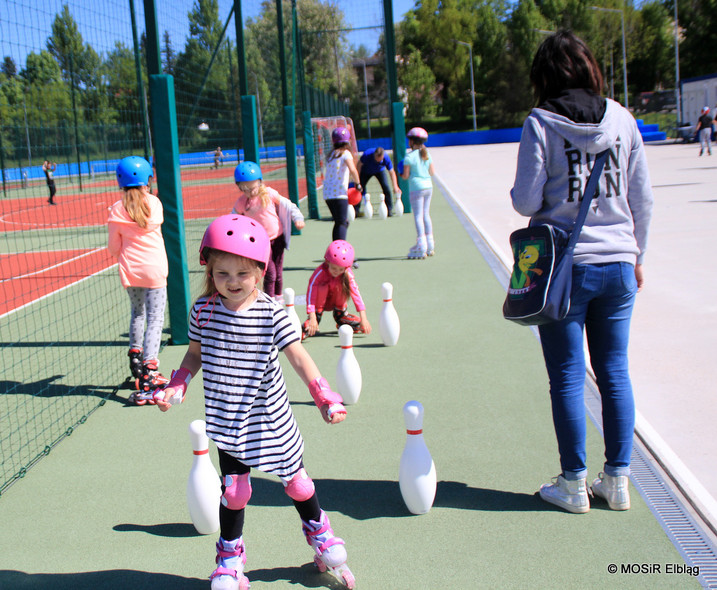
[400,127,436,259]
[154,215,355,589]
[322,127,362,241]
[302,240,371,339]
[108,156,169,403]
[231,161,305,299]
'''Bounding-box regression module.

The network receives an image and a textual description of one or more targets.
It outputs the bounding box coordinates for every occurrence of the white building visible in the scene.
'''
[680,73,717,125]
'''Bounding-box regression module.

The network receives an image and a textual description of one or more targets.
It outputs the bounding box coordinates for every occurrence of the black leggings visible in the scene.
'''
[326,198,349,241]
[218,449,321,540]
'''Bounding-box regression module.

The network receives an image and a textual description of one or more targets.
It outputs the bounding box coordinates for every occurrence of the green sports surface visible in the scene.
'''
[0,181,699,589]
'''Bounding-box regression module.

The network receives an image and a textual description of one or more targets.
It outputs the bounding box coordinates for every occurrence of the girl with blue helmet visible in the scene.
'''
[231,161,305,299]
[108,156,169,403]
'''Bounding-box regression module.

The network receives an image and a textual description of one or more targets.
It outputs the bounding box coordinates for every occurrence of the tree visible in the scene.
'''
[399,49,438,122]
[2,57,17,77]
[20,51,62,86]
[629,1,674,92]
[669,0,717,78]
[163,31,177,76]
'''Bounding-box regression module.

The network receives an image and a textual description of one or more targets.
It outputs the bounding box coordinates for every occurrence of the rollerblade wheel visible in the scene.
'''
[314,555,327,573]
[342,570,356,589]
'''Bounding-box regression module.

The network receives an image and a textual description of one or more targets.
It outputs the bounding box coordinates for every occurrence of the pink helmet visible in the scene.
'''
[199,214,271,268]
[324,240,355,268]
[407,127,429,141]
[331,126,351,144]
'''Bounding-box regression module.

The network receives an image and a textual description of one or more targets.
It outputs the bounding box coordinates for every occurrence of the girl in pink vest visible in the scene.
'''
[108,156,169,403]
[231,161,305,299]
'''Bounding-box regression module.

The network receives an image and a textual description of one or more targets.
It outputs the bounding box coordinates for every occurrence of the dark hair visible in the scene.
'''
[530,30,603,105]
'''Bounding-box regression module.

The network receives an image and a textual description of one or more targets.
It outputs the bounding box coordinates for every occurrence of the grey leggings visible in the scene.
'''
[127,286,167,361]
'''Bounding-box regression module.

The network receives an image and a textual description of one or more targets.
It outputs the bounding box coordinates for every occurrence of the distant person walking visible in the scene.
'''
[695,107,713,156]
[42,160,57,205]
[213,146,224,169]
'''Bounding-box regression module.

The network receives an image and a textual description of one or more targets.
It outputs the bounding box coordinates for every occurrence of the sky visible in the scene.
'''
[1,0,418,71]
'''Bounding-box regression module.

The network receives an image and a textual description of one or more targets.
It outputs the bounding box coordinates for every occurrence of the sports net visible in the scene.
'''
[311,116,358,180]
[0,0,389,495]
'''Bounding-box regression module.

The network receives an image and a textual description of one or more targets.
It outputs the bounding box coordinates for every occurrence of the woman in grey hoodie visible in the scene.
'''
[511,31,653,514]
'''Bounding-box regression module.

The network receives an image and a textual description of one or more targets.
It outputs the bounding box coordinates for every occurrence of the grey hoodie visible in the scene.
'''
[511,97,653,265]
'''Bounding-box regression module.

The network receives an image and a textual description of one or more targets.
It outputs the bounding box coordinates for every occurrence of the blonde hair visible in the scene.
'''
[122,186,151,228]
[200,248,264,299]
[237,180,272,209]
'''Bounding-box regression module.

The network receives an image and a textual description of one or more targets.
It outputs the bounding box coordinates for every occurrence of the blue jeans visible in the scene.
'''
[538,262,637,480]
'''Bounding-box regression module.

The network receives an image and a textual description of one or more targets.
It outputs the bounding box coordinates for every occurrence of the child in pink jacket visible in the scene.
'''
[232,161,305,299]
[108,156,169,403]
[302,240,371,339]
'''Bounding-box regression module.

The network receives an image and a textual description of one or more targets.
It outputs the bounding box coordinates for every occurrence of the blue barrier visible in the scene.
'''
[1,122,667,185]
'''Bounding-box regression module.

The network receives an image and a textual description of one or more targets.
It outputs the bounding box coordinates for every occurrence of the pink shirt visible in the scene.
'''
[231,187,282,240]
[107,194,168,289]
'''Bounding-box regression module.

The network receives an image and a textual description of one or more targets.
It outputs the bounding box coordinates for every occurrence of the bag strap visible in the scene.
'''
[567,149,609,250]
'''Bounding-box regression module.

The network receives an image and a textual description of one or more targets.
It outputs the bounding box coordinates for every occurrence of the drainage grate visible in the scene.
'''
[440,178,717,589]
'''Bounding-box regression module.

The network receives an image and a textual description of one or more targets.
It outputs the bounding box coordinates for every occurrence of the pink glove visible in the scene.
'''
[153,367,192,405]
[308,377,346,420]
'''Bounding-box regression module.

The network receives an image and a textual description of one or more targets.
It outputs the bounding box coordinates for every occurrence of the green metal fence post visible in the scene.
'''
[144,0,190,345]
[383,0,409,211]
[149,74,190,345]
[234,0,260,163]
[241,95,260,163]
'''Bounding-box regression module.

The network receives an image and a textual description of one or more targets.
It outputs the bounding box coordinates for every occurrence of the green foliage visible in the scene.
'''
[399,49,437,121]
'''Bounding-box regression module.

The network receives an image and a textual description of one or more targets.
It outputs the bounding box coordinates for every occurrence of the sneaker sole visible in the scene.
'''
[591,486,630,510]
[539,488,590,514]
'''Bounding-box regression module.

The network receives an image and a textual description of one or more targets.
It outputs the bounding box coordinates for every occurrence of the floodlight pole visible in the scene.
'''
[453,39,477,131]
[591,5,628,110]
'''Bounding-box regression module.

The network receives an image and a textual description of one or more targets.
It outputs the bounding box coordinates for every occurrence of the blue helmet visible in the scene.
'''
[234,161,263,183]
[116,156,152,188]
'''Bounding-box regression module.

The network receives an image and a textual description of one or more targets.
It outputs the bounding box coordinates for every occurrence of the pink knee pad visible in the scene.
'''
[284,468,315,502]
[221,473,252,510]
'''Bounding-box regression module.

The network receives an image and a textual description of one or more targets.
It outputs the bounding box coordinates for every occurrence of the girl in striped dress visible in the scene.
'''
[155,215,355,590]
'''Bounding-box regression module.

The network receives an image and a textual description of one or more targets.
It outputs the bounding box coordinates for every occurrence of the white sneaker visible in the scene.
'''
[539,475,590,513]
[591,472,630,510]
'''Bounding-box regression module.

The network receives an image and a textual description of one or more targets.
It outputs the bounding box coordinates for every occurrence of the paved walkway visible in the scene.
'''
[431,141,717,532]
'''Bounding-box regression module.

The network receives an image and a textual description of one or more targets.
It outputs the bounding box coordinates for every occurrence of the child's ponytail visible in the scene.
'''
[122,187,151,228]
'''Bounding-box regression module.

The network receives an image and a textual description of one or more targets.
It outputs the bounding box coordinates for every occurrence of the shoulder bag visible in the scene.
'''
[502,149,608,326]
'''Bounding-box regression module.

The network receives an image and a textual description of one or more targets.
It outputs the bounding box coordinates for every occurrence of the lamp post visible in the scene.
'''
[591,5,628,110]
[453,39,477,131]
[361,60,371,139]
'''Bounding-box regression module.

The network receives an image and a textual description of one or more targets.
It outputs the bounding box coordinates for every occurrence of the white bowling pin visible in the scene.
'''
[399,401,437,515]
[379,282,400,346]
[378,193,388,220]
[283,287,302,340]
[347,203,356,223]
[394,195,404,217]
[364,194,373,219]
[335,324,362,404]
[187,420,222,534]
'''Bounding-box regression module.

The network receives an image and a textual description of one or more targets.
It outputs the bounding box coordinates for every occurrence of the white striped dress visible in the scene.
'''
[188,291,303,479]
